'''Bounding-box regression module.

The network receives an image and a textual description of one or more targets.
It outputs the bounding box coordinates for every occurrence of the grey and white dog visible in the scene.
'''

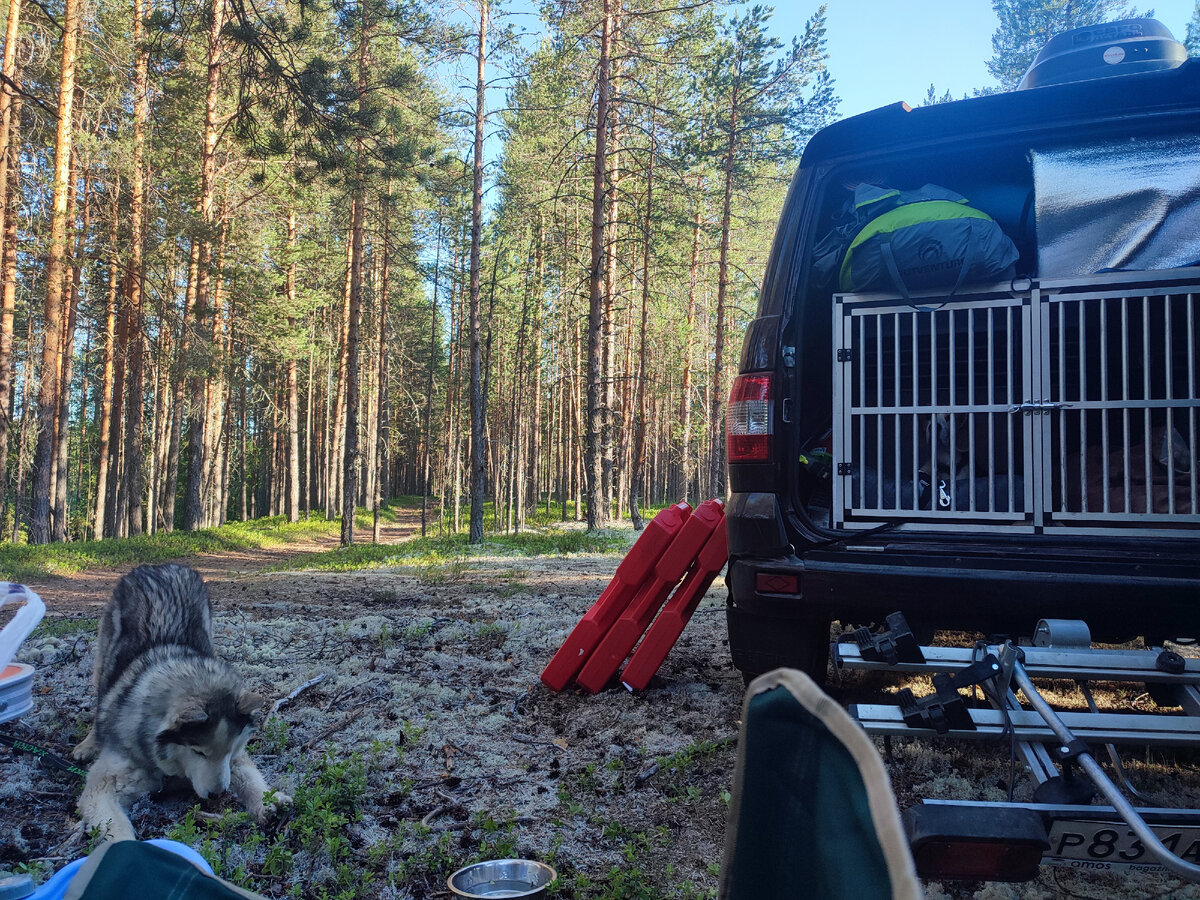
[75,564,290,841]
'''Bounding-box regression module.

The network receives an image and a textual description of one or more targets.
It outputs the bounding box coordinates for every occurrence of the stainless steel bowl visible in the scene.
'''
[446,859,557,899]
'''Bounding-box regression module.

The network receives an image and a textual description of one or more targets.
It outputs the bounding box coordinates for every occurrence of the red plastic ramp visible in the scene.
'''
[620,508,728,692]
[575,499,725,694]
[540,502,691,691]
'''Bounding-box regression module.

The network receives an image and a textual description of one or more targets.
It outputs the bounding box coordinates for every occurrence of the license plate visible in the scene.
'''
[1046,820,1200,873]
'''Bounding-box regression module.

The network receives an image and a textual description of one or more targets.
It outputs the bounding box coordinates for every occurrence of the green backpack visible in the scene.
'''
[838,183,1019,298]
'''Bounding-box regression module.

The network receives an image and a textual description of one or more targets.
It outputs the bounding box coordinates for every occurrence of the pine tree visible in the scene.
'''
[701,4,836,499]
[1186,1,1200,54]
[987,0,1140,90]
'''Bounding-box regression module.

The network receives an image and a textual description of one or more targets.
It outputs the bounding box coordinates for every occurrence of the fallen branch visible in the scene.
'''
[511,733,564,752]
[301,691,386,752]
[269,673,328,717]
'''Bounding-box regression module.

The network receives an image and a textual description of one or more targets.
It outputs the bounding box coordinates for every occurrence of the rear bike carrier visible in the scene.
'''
[833,614,1200,882]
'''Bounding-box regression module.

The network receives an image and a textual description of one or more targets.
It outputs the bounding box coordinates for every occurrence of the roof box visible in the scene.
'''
[1017,18,1187,90]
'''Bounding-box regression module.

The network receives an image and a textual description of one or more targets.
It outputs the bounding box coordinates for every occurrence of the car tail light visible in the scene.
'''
[912,838,1044,882]
[726,374,773,462]
[906,804,1048,883]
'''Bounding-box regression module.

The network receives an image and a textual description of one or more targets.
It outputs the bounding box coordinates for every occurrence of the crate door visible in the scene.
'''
[834,294,1034,529]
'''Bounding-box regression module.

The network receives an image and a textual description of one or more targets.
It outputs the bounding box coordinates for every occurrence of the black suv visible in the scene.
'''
[724,19,1200,681]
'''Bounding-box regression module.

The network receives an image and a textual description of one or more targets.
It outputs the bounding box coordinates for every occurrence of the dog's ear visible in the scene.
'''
[158,699,209,743]
[236,690,266,723]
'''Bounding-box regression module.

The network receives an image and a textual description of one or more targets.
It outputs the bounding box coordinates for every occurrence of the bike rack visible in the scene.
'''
[835,614,1200,882]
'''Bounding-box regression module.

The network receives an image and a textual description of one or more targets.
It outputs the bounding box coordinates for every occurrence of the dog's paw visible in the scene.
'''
[249,789,292,823]
[88,817,136,845]
[72,731,98,761]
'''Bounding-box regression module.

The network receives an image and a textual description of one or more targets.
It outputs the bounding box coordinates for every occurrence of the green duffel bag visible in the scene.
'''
[839,183,1019,298]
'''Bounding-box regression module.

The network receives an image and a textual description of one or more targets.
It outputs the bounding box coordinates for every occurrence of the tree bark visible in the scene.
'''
[584,0,612,531]
[54,163,88,540]
[629,118,655,530]
[0,84,21,527]
[679,184,702,503]
[285,210,300,523]
[29,0,80,544]
[0,0,22,519]
[466,0,489,544]
[422,212,442,538]
[710,99,739,500]
[184,0,226,530]
[327,233,352,520]
[122,0,151,535]
[373,195,391,543]
[163,239,199,532]
[340,0,370,547]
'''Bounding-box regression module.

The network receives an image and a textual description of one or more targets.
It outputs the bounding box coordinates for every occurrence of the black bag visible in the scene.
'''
[835,184,1019,298]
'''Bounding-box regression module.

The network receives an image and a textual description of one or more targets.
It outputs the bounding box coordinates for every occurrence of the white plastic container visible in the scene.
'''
[0,583,45,724]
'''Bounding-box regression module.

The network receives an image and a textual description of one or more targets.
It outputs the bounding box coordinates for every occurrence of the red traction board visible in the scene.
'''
[575,499,725,694]
[620,511,728,692]
[539,503,690,691]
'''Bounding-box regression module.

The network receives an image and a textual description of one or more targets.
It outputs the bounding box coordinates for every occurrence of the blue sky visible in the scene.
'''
[766,1,1198,119]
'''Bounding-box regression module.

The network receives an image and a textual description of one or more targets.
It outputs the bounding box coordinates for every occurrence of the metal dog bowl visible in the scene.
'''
[0,663,34,725]
[447,859,557,898]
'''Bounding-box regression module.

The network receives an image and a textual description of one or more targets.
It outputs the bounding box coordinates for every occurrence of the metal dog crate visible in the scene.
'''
[833,268,1200,533]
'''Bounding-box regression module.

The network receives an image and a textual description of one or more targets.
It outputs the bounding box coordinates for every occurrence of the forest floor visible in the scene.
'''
[2,502,1200,899]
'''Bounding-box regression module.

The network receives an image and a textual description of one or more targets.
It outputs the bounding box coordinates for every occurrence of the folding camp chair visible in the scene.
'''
[719,669,921,900]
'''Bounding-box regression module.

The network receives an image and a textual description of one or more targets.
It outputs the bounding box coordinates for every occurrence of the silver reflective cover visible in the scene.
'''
[1033,136,1200,277]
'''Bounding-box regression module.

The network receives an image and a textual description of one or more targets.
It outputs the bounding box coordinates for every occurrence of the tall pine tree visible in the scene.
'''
[987,0,1141,90]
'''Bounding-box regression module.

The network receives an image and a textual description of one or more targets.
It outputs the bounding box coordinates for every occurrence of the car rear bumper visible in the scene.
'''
[727,546,1200,642]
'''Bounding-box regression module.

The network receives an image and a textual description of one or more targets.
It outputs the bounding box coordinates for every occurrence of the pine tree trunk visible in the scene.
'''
[286,210,300,523]
[422,214,442,537]
[710,105,738,501]
[303,346,312,516]
[240,375,248,520]
[54,164,87,541]
[584,0,612,531]
[328,236,352,520]
[93,183,120,539]
[184,0,227,530]
[373,198,391,543]
[679,186,702,503]
[0,0,23,521]
[0,0,21,252]
[122,0,151,536]
[12,323,32,541]
[467,0,488,544]
[163,239,199,533]
[108,282,131,538]
[0,85,21,528]
[29,0,81,544]
[202,226,228,526]
[341,193,364,545]
[601,101,620,520]
[629,121,655,529]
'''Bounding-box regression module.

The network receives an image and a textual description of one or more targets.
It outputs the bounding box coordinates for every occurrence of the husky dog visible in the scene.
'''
[75,564,290,842]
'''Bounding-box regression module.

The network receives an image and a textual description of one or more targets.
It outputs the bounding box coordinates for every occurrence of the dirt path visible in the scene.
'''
[20,507,427,616]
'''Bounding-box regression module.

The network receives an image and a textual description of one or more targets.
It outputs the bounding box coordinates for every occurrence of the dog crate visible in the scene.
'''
[832,268,1200,534]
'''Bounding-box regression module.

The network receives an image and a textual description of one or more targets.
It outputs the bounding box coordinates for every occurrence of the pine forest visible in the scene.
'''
[7,0,1187,545]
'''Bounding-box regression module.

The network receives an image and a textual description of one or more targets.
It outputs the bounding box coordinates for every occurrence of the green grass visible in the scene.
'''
[31,616,98,639]
[281,527,629,574]
[0,494,645,582]
[0,513,338,582]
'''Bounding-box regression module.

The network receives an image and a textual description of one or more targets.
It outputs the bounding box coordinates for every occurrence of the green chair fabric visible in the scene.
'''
[64,840,266,900]
[719,669,921,900]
